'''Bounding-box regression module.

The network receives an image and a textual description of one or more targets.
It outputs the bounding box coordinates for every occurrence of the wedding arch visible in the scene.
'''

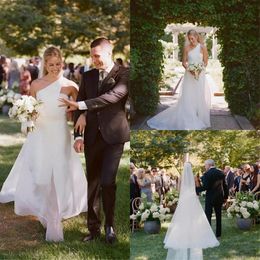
[131,0,259,123]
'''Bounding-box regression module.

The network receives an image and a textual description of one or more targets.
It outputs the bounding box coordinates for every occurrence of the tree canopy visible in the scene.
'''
[0,0,129,57]
[131,130,260,171]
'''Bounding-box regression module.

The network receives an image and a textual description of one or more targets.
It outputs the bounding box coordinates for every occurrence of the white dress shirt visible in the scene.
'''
[78,62,115,110]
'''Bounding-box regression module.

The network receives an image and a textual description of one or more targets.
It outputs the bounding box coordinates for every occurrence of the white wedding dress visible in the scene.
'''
[164,162,219,260]
[147,44,211,130]
[0,76,88,242]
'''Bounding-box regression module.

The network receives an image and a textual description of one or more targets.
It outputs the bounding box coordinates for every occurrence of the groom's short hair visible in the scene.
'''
[205,159,215,166]
[90,37,113,50]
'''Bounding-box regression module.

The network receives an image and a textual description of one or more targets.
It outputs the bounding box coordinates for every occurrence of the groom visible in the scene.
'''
[196,159,228,238]
[60,37,129,243]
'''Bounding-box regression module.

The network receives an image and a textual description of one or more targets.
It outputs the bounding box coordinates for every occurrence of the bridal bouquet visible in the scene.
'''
[227,192,259,219]
[8,95,42,133]
[188,62,204,80]
[130,194,171,223]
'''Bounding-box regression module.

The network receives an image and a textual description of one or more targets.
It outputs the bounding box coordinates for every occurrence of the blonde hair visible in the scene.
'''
[187,29,204,45]
[41,46,62,77]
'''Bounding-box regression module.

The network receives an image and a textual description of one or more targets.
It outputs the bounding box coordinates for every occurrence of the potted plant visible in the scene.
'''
[227,192,260,230]
[0,89,21,115]
[163,189,179,213]
[130,194,171,234]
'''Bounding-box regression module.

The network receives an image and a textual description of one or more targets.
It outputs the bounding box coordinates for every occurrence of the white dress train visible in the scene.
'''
[0,76,88,242]
[164,162,219,260]
[147,44,211,130]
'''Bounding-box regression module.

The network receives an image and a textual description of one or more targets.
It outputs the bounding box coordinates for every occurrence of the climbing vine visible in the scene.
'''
[131,0,260,123]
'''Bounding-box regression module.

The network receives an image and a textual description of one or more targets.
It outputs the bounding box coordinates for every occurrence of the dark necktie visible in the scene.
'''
[98,70,107,91]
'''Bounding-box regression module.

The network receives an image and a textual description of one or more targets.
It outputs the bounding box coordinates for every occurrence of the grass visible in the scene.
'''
[130,198,260,260]
[0,115,130,259]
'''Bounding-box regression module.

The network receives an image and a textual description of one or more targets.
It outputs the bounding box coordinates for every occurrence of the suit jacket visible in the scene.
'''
[197,167,228,205]
[74,64,130,146]
[226,170,234,190]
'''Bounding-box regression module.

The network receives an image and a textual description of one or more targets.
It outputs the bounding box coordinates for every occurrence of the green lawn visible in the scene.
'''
[0,115,130,259]
[130,198,260,260]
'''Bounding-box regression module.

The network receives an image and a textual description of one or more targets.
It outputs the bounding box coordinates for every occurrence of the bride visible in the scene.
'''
[147,29,211,130]
[0,46,88,242]
[164,162,219,260]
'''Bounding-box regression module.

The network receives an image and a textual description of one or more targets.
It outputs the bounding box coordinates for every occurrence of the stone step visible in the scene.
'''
[234,115,255,130]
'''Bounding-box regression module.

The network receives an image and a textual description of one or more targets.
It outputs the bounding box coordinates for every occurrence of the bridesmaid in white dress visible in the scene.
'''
[0,47,88,242]
[147,29,211,130]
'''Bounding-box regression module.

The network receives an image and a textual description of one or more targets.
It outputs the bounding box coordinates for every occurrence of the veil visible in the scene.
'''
[164,162,219,253]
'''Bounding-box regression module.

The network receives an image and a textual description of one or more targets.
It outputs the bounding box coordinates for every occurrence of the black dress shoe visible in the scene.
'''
[105,226,116,244]
[82,232,101,242]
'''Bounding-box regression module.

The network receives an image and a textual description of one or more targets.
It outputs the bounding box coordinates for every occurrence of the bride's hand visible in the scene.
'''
[75,113,86,134]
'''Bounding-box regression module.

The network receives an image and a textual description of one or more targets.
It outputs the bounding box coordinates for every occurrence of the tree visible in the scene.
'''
[190,131,260,168]
[131,130,190,172]
[0,0,129,57]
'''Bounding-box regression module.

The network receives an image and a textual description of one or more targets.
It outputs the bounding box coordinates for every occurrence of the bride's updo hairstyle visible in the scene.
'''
[187,29,204,45]
[40,46,62,77]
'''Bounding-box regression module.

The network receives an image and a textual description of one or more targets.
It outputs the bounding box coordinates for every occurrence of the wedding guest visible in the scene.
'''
[7,60,20,89]
[240,164,251,192]
[19,65,31,95]
[130,162,140,201]
[152,167,164,201]
[115,58,124,66]
[64,62,77,83]
[224,166,234,192]
[233,168,242,193]
[27,57,39,83]
[250,164,260,194]
[0,55,7,87]
[137,168,153,202]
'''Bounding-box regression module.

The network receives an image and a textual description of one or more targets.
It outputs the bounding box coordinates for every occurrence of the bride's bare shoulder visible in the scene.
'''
[31,78,46,91]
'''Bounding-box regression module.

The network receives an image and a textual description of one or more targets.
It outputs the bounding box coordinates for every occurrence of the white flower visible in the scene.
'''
[241,201,247,207]
[159,214,166,222]
[235,206,240,212]
[14,93,22,100]
[130,214,136,220]
[236,213,240,218]
[6,90,14,98]
[150,204,158,213]
[242,212,250,219]
[246,202,254,208]
[139,203,144,210]
[240,207,247,214]
[141,212,148,222]
[168,201,173,206]
[253,204,259,210]
[152,212,160,219]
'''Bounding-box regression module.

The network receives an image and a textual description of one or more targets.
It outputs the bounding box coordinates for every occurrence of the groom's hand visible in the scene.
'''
[58,98,79,112]
[74,139,84,153]
[75,113,86,134]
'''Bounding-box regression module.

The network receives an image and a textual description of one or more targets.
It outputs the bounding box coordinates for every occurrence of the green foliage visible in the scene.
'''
[131,0,260,120]
[190,131,260,168]
[131,130,260,170]
[130,130,190,170]
[0,0,129,57]
[178,33,185,61]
